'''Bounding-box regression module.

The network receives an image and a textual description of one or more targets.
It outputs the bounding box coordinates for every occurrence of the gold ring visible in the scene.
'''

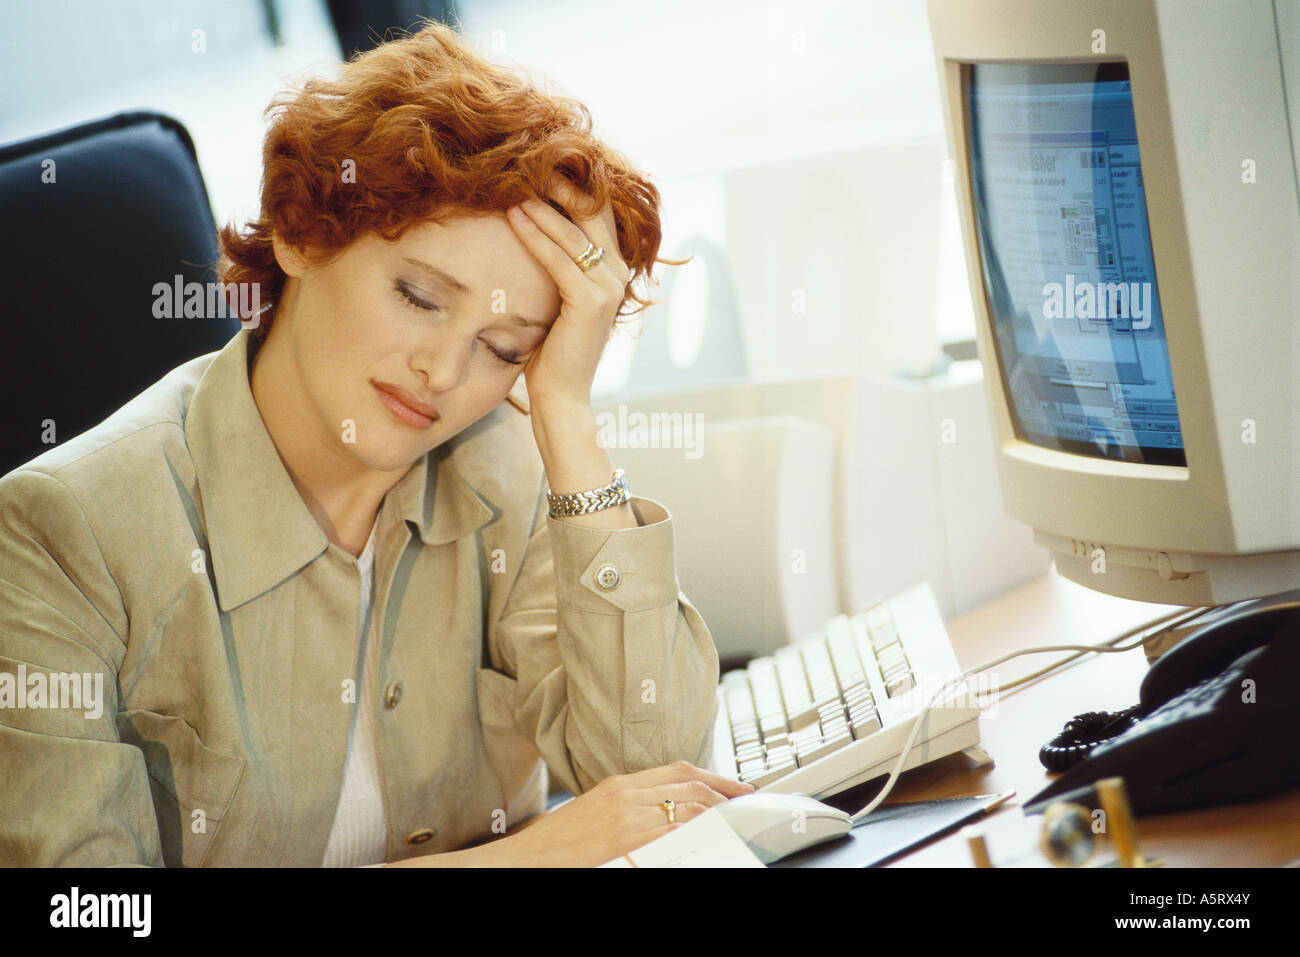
[574,241,605,272]
[660,799,676,824]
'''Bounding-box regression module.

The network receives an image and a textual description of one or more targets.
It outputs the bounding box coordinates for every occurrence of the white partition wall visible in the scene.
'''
[600,365,1048,631]
[598,414,840,660]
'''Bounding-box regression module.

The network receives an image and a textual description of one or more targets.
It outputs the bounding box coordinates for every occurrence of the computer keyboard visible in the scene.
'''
[712,583,985,799]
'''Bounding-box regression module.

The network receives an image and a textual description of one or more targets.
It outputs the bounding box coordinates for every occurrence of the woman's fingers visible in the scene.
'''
[619,779,746,855]
[627,759,756,799]
[631,779,733,817]
[543,176,621,260]
[521,175,632,287]
[514,763,756,865]
[619,799,714,857]
[506,203,590,293]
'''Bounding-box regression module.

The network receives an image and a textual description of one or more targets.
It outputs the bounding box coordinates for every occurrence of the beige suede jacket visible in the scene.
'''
[0,329,719,866]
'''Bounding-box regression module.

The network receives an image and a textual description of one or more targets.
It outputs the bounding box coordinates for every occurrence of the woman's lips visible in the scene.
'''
[372,382,439,428]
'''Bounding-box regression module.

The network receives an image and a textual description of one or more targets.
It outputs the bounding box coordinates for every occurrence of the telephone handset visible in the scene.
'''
[1140,594,1300,708]
[1026,590,1300,816]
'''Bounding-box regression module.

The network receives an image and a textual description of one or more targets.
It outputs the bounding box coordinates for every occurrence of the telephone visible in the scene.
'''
[1025,589,1300,816]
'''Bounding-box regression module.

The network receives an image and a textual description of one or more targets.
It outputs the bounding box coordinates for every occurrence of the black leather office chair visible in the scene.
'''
[0,111,241,477]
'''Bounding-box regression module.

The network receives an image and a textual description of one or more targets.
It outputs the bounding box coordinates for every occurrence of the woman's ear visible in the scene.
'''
[270,230,309,278]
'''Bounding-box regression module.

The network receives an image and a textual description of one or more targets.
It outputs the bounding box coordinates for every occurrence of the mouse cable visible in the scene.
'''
[847,605,1207,825]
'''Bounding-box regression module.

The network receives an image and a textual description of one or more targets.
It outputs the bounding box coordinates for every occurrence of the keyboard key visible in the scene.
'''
[850,712,882,738]
[870,620,899,652]
[876,642,906,671]
[825,617,868,689]
[796,731,853,765]
[764,750,795,770]
[760,713,787,737]
[822,721,849,741]
[785,704,821,731]
[726,689,757,722]
[748,658,787,727]
[810,692,840,714]
[790,724,822,748]
[741,762,795,788]
[818,700,845,717]
[862,602,891,633]
[844,684,874,708]
[773,647,813,705]
[801,641,841,698]
[885,673,915,698]
[763,731,790,750]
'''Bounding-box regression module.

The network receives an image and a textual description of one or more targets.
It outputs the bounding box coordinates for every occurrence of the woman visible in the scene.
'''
[0,20,750,867]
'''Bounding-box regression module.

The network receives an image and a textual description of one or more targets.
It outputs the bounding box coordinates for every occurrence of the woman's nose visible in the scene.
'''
[418,334,474,394]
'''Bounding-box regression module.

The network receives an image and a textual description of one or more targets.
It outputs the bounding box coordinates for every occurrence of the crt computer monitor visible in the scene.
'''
[927,0,1300,605]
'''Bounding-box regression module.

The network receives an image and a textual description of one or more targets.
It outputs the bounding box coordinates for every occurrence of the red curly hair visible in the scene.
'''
[218,18,666,346]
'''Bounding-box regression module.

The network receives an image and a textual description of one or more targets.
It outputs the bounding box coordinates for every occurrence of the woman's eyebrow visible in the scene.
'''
[402,256,469,293]
[401,255,548,328]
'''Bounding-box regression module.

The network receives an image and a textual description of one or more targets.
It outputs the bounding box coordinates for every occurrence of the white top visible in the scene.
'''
[321,520,390,867]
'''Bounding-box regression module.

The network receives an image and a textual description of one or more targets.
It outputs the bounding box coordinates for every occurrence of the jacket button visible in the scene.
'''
[595,564,621,590]
[384,680,403,709]
[406,827,437,845]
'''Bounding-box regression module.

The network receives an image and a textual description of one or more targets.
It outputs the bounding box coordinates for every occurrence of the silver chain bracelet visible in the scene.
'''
[546,469,630,517]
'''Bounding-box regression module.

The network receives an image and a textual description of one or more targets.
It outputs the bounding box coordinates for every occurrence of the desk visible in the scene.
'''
[863,568,1300,867]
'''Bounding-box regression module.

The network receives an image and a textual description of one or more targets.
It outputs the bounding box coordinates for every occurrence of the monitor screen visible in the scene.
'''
[967,62,1185,466]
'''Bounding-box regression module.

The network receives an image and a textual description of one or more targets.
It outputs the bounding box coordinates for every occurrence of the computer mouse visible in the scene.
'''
[713,792,852,864]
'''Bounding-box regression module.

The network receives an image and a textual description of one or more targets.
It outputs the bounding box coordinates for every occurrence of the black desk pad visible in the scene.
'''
[773,792,1013,868]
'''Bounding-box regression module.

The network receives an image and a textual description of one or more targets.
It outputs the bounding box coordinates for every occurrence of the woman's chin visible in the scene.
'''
[339,437,428,474]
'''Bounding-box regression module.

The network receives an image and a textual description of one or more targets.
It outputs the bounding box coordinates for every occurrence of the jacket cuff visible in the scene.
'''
[545,497,678,612]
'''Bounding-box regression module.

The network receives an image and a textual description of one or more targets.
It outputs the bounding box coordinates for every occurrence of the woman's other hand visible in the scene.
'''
[508,761,756,867]
[392,761,755,867]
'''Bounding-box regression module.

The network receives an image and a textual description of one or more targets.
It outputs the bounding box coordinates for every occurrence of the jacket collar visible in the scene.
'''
[185,329,495,612]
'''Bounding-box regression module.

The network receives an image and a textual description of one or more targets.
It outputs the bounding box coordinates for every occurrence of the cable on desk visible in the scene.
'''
[981,605,1207,695]
[847,605,1207,825]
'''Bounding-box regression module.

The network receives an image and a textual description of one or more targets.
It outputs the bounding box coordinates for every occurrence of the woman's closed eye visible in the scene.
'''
[482,343,525,365]
[394,279,441,312]
[393,280,526,365]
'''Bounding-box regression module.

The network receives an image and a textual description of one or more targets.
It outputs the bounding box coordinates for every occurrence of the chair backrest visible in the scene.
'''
[0,111,240,477]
